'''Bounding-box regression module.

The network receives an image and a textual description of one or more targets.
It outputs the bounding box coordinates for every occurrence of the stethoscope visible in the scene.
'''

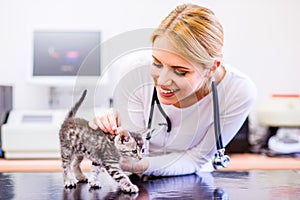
[211,77,230,170]
[145,77,230,170]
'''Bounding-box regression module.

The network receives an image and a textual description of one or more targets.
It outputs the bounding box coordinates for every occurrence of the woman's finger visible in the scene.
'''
[93,116,108,133]
[108,109,118,133]
[91,109,121,134]
[88,120,98,130]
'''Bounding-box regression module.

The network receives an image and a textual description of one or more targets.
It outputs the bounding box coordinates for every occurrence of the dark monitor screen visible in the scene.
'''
[33,31,101,77]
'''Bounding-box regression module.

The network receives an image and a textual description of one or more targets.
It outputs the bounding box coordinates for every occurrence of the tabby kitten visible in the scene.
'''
[59,90,145,193]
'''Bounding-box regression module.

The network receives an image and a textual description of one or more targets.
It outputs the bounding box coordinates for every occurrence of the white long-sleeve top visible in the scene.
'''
[112,55,257,176]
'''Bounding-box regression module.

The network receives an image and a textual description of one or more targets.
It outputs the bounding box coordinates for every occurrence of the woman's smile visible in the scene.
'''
[158,86,180,98]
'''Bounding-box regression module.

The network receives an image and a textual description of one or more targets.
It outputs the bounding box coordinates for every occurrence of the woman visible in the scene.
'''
[90,4,256,176]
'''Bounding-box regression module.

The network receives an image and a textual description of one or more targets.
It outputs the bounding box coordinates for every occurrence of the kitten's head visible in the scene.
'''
[114,129,145,160]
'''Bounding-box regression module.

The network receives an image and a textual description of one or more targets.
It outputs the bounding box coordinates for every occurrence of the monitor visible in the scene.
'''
[29,30,101,87]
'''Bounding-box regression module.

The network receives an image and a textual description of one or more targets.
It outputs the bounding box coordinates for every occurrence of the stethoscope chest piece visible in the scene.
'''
[212,148,230,170]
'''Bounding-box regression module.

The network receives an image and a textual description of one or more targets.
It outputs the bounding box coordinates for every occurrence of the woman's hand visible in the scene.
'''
[89,109,121,134]
[120,158,149,175]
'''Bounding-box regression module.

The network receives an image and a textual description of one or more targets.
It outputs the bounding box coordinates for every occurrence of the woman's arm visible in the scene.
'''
[143,75,257,176]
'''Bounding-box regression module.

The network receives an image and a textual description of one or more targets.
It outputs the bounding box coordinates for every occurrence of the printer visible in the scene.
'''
[1,107,105,159]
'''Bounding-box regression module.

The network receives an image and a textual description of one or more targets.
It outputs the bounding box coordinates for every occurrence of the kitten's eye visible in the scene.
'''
[141,148,145,153]
[132,150,137,154]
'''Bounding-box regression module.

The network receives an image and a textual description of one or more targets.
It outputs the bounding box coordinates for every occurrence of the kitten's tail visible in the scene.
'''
[66,89,87,118]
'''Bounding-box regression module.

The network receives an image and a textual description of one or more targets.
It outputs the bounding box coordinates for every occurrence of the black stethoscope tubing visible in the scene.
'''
[146,82,229,169]
[146,84,225,150]
[211,79,224,151]
[147,84,225,150]
[146,87,171,140]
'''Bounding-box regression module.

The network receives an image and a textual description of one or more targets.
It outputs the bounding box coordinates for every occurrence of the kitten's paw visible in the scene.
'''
[77,178,88,183]
[121,184,139,193]
[89,180,101,189]
[64,179,78,189]
[76,175,88,183]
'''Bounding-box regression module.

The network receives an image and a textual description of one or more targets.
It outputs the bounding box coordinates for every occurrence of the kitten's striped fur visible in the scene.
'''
[59,90,144,193]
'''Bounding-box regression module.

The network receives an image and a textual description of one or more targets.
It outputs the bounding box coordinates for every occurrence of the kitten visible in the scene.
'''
[59,90,145,193]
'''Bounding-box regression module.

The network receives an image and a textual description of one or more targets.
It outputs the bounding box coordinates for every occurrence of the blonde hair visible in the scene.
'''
[151,4,224,68]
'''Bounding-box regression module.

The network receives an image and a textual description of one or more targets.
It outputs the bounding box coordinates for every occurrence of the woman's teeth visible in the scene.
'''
[161,88,178,94]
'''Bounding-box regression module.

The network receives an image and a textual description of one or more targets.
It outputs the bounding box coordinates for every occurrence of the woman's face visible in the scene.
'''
[151,37,209,108]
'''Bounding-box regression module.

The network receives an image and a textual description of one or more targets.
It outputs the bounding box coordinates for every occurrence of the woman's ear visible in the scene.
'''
[214,60,221,68]
[208,60,222,77]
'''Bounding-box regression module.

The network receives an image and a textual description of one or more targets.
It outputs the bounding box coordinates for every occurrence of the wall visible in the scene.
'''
[0,0,299,111]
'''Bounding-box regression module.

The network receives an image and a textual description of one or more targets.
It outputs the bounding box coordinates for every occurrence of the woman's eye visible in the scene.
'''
[174,69,187,76]
[152,62,163,68]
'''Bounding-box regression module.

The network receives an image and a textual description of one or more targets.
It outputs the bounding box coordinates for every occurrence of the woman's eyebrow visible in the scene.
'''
[152,55,190,70]
[152,55,161,63]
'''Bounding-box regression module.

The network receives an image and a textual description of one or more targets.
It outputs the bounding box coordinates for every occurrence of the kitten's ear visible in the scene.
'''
[119,130,130,144]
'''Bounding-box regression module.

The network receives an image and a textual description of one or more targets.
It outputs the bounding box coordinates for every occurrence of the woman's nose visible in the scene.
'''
[157,67,172,85]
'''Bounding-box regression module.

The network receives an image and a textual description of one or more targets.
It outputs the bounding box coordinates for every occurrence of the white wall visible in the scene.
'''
[0,0,300,111]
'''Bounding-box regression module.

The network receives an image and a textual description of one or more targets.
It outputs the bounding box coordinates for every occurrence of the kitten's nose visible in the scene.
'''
[137,155,142,160]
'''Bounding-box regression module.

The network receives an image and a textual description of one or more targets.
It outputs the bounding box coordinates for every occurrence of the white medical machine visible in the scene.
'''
[256,94,300,154]
[256,94,300,127]
[1,107,105,159]
[1,109,65,159]
[0,30,103,159]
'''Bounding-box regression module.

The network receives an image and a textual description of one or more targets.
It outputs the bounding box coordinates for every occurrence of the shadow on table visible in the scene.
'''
[138,173,229,200]
[62,173,229,200]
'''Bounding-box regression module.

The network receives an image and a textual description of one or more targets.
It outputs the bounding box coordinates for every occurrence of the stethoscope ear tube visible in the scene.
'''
[211,78,230,170]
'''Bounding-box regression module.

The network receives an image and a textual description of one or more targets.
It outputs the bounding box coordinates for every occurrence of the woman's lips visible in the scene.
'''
[158,87,179,98]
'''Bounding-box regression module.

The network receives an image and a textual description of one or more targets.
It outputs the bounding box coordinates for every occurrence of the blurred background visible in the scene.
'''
[0,0,299,109]
[0,0,300,159]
